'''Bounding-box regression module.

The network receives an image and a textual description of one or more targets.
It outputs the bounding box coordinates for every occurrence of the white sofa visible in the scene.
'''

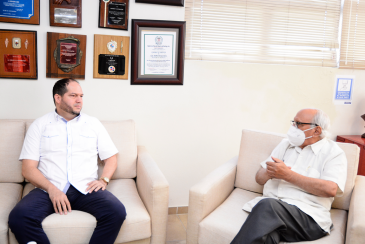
[187,129,365,244]
[0,119,169,244]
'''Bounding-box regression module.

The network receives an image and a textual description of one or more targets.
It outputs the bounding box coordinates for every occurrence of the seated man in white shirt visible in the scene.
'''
[8,78,126,244]
[231,108,347,244]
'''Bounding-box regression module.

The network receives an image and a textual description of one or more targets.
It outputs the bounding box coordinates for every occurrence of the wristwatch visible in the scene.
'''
[99,177,109,185]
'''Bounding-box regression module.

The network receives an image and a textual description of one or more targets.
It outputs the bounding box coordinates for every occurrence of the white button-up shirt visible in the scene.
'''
[19,111,118,195]
[243,138,347,233]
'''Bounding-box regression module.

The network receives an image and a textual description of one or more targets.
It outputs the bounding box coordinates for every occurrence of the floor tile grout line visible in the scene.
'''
[166,214,187,242]
[177,214,187,232]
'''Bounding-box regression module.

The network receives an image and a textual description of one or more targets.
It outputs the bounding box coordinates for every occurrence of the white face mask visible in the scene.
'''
[287,125,315,147]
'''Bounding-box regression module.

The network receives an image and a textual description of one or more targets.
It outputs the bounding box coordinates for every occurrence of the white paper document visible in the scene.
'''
[140,30,176,76]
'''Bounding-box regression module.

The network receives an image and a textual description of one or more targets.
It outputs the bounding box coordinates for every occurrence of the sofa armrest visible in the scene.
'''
[187,156,238,244]
[346,175,365,244]
[136,146,169,244]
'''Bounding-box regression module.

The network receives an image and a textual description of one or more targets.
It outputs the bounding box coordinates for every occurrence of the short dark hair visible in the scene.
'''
[52,78,79,105]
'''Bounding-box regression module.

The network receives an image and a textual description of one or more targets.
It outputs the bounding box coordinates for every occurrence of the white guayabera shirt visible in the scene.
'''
[243,138,347,233]
[19,111,118,195]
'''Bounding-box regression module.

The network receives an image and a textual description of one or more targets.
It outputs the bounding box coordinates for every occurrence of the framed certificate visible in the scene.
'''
[135,0,183,6]
[49,0,82,28]
[131,19,185,85]
[46,32,86,79]
[99,0,129,31]
[0,29,38,79]
[0,0,40,25]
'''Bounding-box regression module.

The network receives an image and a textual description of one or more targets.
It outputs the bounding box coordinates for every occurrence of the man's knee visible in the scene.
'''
[253,198,280,212]
[265,231,280,244]
[102,198,126,226]
[113,201,127,225]
[8,205,28,231]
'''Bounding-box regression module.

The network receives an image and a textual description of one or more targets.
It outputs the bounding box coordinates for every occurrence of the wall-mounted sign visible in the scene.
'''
[0,29,38,79]
[333,76,354,105]
[0,0,40,25]
[98,0,129,31]
[131,19,186,85]
[46,32,86,79]
[93,34,129,79]
[50,0,82,28]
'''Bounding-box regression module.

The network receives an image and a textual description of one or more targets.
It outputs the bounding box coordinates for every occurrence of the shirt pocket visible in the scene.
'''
[41,133,60,152]
[307,168,320,179]
[79,131,97,151]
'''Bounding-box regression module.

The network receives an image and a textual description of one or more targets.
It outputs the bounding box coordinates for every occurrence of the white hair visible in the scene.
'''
[311,109,331,138]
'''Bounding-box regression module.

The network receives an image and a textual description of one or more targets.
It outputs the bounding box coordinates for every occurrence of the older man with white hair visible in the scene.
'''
[231,108,347,244]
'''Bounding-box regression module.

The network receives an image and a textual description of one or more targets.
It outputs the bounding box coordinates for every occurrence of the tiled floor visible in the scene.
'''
[166,214,188,244]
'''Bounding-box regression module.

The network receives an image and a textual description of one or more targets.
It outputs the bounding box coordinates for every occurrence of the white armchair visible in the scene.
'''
[3,120,169,244]
[187,129,364,244]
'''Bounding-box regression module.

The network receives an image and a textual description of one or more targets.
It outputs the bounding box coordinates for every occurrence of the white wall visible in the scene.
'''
[1,1,365,207]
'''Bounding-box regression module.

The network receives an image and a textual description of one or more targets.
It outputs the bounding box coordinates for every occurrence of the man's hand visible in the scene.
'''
[266,157,292,181]
[86,180,107,193]
[48,187,71,215]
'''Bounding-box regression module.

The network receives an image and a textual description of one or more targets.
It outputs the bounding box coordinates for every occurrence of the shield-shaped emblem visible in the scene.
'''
[107,40,117,53]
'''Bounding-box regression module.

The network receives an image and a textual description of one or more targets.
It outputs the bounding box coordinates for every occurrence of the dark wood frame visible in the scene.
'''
[49,0,82,28]
[98,0,129,31]
[0,0,40,25]
[0,29,38,79]
[135,0,183,7]
[131,19,185,85]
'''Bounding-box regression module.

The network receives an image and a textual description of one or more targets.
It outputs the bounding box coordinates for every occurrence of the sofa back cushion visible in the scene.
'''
[98,120,137,179]
[0,120,25,183]
[332,142,359,210]
[235,129,360,211]
[26,119,137,179]
[235,129,284,193]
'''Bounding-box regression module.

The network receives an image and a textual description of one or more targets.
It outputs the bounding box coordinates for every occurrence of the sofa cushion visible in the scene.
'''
[110,179,151,243]
[235,129,284,193]
[0,121,25,183]
[332,142,360,211]
[98,120,138,179]
[25,120,138,179]
[198,188,260,244]
[17,179,150,244]
[0,183,22,244]
[198,188,348,244]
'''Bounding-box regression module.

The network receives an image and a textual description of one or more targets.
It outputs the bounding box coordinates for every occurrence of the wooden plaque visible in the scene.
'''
[99,0,129,31]
[93,34,129,79]
[0,0,40,25]
[49,0,82,28]
[46,32,86,79]
[0,29,38,79]
[135,0,183,6]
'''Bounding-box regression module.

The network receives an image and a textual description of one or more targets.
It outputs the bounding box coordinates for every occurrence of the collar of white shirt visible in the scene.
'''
[291,137,327,155]
[53,110,81,123]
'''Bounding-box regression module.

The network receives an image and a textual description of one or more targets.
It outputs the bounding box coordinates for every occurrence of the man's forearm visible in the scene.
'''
[22,159,58,193]
[256,167,271,185]
[285,172,337,198]
[100,154,117,180]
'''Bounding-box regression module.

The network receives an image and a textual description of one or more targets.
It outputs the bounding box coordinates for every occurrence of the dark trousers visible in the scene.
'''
[8,185,126,244]
[231,198,327,244]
